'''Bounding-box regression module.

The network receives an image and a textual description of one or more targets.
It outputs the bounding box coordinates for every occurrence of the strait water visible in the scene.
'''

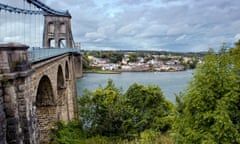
[76,70,194,102]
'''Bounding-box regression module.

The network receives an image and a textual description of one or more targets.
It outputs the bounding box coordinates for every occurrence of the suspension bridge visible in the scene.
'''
[0,0,82,143]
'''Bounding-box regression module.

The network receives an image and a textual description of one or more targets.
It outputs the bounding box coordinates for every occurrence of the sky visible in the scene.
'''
[1,0,240,52]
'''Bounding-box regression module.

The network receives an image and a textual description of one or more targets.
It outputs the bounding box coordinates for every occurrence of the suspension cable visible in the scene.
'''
[5,9,7,43]
[23,0,26,44]
[29,2,31,46]
[0,3,42,15]
[34,6,37,47]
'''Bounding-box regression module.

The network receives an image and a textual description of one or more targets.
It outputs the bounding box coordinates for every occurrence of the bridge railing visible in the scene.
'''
[28,47,81,63]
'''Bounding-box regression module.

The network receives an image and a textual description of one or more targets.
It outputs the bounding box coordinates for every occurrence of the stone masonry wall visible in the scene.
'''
[0,43,82,144]
[0,79,6,144]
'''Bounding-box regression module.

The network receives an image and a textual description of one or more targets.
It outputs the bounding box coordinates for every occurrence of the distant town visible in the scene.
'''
[82,51,206,73]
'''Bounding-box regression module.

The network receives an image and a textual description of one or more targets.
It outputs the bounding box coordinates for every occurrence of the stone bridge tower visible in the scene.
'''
[43,13,74,48]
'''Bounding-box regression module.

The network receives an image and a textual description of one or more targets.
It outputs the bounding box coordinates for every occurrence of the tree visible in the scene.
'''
[123,83,174,138]
[82,54,90,69]
[109,53,124,63]
[128,53,138,62]
[78,80,175,140]
[173,47,240,143]
[78,80,125,137]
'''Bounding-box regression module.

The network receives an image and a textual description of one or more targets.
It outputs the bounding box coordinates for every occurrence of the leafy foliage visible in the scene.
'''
[78,80,174,140]
[79,80,124,137]
[123,83,174,136]
[50,120,84,144]
[173,45,240,143]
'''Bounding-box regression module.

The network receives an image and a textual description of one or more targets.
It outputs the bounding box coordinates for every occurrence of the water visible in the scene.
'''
[76,70,194,102]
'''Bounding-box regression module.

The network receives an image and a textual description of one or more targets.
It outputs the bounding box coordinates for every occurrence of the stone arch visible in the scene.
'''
[36,75,56,143]
[49,38,55,48]
[59,39,66,48]
[56,65,66,120]
[36,76,54,106]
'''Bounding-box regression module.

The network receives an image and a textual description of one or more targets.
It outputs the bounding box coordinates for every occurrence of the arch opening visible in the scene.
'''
[49,39,55,48]
[59,39,66,48]
[57,65,67,120]
[36,76,54,107]
[36,75,56,143]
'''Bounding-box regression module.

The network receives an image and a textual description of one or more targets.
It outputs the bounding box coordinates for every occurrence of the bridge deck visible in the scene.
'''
[28,47,81,63]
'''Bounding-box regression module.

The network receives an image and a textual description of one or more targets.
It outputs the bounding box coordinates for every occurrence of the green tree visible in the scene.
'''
[173,47,240,143]
[78,80,175,140]
[82,54,91,69]
[123,83,174,138]
[78,80,125,137]
[109,53,124,63]
[128,53,138,62]
[50,120,84,144]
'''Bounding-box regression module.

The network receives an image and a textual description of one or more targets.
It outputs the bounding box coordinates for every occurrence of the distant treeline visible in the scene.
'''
[83,50,208,58]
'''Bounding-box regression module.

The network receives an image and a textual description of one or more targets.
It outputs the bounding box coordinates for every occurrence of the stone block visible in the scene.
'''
[4,86,16,97]
[19,105,26,113]
[0,112,5,122]
[17,92,24,99]
[4,104,16,117]
[0,104,3,112]
[0,96,3,104]
[18,85,25,92]
[4,95,11,103]
[7,118,18,126]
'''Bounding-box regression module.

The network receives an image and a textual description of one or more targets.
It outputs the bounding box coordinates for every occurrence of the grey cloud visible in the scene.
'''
[76,0,240,51]
[118,0,153,5]
[1,0,240,51]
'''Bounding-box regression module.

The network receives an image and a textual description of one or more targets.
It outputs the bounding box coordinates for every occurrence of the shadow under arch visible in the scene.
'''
[65,61,69,80]
[56,65,67,121]
[36,75,56,143]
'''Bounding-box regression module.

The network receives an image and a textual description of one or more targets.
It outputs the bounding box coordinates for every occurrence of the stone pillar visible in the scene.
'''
[0,43,30,73]
[4,82,22,144]
[74,55,83,78]
[0,78,6,144]
[68,55,79,119]
[0,43,36,144]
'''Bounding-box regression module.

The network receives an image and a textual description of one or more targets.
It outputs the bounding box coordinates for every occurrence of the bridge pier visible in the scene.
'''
[0,43,38,144]
[0,79,6,144]
[0,0,83,143]
[0,43,82,144]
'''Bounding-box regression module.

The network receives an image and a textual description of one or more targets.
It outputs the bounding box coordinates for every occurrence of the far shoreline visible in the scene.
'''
[83,69,191,74]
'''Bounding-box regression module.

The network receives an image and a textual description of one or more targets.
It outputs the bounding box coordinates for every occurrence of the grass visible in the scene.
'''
[96,70,121,74]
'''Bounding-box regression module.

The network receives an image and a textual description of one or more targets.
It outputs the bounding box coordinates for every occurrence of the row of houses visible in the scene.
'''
[88,55,191,72]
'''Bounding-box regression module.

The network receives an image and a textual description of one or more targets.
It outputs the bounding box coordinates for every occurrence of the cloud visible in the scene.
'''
[175,34,187,41]
[1,0,240,52]
[234,34,240,42]
[118,0,153,5]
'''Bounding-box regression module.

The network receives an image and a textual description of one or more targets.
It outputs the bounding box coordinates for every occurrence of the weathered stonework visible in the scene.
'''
[43,14,73,48]
[0,43,81,144]
[0,79,7,144]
